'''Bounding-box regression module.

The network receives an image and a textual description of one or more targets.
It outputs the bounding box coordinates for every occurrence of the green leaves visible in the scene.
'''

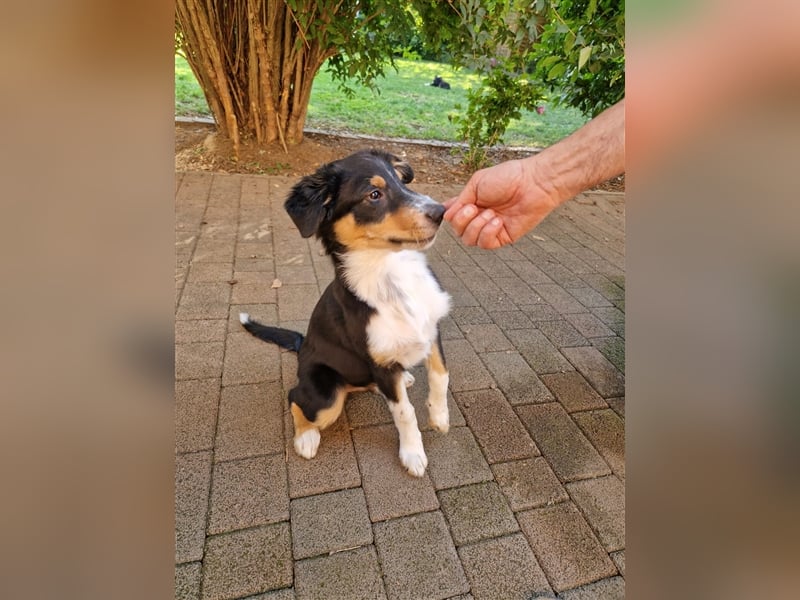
[532,0,625,117]
[578,45,593,69]
[450,64,544,168]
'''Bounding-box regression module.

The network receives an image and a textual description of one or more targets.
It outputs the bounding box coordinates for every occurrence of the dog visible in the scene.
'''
[240,149,451,477]
[431,75,451,90]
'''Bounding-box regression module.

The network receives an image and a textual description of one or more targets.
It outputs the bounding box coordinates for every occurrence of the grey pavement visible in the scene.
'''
[175,170,625,600]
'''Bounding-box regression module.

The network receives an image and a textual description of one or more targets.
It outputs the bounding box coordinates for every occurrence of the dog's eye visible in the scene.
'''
[368,190,382,201]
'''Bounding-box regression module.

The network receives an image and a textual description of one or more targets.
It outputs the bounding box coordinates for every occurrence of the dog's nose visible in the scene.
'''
[425,202,445,225]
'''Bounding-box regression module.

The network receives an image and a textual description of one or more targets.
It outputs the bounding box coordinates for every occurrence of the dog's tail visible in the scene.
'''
[239,313,304,353]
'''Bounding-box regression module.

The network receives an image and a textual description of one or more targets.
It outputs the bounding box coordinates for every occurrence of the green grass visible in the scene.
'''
[175,55,588,148]
[175,54,211,116]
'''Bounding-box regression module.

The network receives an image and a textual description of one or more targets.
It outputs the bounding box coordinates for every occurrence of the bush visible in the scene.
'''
[450,65,544,169]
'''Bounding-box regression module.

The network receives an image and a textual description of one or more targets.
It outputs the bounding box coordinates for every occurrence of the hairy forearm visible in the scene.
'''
[528,99,625,204]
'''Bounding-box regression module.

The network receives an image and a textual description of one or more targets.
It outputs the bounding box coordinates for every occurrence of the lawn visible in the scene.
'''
[175,54,588,148]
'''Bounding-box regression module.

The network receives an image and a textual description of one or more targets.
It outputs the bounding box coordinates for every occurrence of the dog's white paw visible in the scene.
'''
[294,428,321,459]
[402,371,415,388]
[428,402,450,434]
[399,446,428,477]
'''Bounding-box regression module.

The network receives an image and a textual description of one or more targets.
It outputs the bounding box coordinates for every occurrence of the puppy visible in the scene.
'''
[240,150,451,477]
[431,75,451,90]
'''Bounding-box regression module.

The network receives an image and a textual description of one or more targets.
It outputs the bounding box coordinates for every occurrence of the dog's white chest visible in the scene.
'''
[344,250,450,368]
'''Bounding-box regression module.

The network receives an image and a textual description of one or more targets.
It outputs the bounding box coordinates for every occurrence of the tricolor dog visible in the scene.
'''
[240,149,451,476]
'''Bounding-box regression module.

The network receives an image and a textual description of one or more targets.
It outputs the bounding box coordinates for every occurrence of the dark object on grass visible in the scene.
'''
[431,76,451,90]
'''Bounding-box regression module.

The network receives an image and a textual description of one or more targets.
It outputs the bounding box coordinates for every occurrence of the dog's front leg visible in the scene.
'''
[425,337,450,433]
[382,373,428,477]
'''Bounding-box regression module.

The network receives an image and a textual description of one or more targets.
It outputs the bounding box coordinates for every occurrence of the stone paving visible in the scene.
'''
[175,169,625,600]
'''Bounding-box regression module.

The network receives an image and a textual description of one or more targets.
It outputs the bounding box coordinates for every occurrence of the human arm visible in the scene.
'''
[443,99,625,249]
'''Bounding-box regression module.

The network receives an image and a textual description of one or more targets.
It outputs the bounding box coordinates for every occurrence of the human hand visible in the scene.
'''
[443,158,560,249]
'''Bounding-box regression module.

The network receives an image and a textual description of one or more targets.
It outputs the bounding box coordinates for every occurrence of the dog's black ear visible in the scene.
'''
[284,163,340,238]
[376,151,414,184]
[391,156,414,184]
[366,149,414,184]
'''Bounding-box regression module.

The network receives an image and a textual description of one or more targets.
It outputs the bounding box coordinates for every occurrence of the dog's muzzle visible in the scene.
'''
[425,202,446,226]
[411,195,445,226]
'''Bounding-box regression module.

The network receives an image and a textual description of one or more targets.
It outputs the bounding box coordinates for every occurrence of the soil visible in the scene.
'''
[175,121,625,191]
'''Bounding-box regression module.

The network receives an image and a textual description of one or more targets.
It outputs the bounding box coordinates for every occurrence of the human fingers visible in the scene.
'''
[443,199,464,222]
[477,217,511,250]
[459,209,497,246]
[446,203,478,236]
[476,217,514,249]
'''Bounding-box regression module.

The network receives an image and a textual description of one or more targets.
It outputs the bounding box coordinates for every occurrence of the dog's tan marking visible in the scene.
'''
[290,387,347,433]
[369,349,397,367]
[370,175,386,188]
[425,343,450,433]
[426,342,447,375]
[290,402,316,435]
[333,211,438,251]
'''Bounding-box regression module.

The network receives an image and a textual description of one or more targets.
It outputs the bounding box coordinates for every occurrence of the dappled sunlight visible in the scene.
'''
[305,59,587,147]
[176,55,587,148]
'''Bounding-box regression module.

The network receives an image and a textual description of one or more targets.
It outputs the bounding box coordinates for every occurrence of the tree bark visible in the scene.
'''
[176,0,332,155]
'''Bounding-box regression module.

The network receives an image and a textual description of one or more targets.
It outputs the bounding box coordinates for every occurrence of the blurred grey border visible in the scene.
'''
[0,2,175,599]
[1,1,799,599]
[627,0,800,597]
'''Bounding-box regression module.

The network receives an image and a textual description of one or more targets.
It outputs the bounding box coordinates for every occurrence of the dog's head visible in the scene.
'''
[284,149,445,254]
[432,76,442,86]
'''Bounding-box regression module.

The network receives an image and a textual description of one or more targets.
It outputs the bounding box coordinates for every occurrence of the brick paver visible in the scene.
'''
[506,328,575,374]
[294,546,386,599]
[175,562,202,600]
[176,282,231,320]
[454,389,539,463]
[175,451,212,564]
[208,454,289,534]
[517,503,617,592]
[611,550,626,577]
[176,342,224,381]
[290,488,373,559]
[286,414,361,499]
[214,382,284,461]
[422,426,493,490]
[536,319,590,348]
[438,482,519,545]
[222,331,281,385]
[175,379,220,453]
[516,403,611,482]
[558,576,625,600]
[491,457,569,511]
[174,173,625,599]
[442,339,495,391]
[374,511,470,600]
[457,533,552,600]
[175,319,228,344]
[201,524,292,600]
[566,475,626,552]
[572,409,626,478]
[480,350,554,405]
[562,346,625,398]
[539,371,607,413]
[606,397,623,420]
[352,425,439,522]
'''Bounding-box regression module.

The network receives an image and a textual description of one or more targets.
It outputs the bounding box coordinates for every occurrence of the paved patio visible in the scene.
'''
[175,169,625,600]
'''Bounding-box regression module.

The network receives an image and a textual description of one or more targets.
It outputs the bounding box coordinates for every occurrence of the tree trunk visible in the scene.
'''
[176,0,335,156]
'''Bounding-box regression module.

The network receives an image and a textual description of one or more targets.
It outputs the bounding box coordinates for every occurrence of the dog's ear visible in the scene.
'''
[370,150,414,184]
[391,156,414,184]
[284,163,340,238]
